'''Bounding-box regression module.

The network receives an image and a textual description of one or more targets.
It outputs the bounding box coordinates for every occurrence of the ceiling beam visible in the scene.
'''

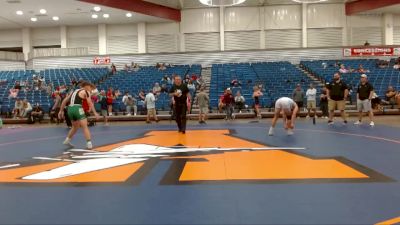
[345,0,400,15]
[79,0,181,22]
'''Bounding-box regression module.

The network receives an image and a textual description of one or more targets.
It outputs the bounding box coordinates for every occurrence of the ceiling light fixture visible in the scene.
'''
[198,0,246,6]
[30,17,37,22]
[93,6,101,12]
[52,16,59,21]
[103,14,109,18]
[291,0,328,3]
[91,14,98,19]
[39,9,47,14]
[16,10,23,15]
[126,12,132,17]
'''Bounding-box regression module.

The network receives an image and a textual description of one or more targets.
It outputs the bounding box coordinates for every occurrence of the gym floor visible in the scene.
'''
[0,116,399,225]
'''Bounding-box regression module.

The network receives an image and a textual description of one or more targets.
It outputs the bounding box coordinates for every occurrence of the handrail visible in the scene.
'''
[0,51,24,61]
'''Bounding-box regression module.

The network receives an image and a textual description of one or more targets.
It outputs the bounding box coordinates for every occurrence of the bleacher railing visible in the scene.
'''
[29,47,89,59]
[0,51,24,61]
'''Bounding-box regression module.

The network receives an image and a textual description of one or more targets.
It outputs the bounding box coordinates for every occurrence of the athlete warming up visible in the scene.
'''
[268,97,299,136]
[58,81,100,149]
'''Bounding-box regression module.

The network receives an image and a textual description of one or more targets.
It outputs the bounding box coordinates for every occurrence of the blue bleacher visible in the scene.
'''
[209,62,317,108]
[0,68,108,115]
[97,65,201,112]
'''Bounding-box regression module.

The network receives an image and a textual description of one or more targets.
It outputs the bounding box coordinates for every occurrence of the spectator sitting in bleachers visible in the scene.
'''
[377,60,389,69]
[382,86,398,108]
[156,63,166,71]
[234,91,246,113]
[394,61,400,70]
[124,64,131,72]
[111,63,117,75]
[339,64,350,74]
[357,64,369,73]
[231,79,241,87]
[12,99,23,118]
[153,83,162,96]
[138,90,146,102]
[126,96,137,116]
[14,81,21,90]
[20,99,32,118]
[29,103,44,124]
[9,88,19,99]
[122,91,133,115]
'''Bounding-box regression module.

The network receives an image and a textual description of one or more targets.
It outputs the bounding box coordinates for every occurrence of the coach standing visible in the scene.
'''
[170,76,190,134]
[354,74,375,126]
[327,72,348,125]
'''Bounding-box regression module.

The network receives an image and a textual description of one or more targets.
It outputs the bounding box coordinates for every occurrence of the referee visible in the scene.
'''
[169,76,190,134]
[354,74,375,126]
[326,72,348,125]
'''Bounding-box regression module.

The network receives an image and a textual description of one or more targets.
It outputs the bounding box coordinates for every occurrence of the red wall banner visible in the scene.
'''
[343,47,400,57]
[93,56,111,65]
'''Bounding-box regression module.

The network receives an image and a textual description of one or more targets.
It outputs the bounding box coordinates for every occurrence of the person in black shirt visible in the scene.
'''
[326,73,348,125]
[320,85,329,119]
[355,74,374,126]
[30,103,44,123]
[169,76,190,134]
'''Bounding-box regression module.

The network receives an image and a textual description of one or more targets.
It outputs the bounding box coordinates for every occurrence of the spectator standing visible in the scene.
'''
[99,90,109,126]
[196,87,209,124]
[106,87,114,116]
[320,86,329,119]
[145,90,158,123]
[223,88,235,120]
[306,83,317,118]
[253,86,263,119]
[292,84,305,115]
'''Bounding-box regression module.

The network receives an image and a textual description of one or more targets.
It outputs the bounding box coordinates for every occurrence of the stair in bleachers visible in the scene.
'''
[192,67,211,113]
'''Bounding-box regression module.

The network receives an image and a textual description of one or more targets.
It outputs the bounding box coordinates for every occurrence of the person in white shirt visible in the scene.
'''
[21,99,32,118]
[122,91,133,116]
[268,97,299,136]
[306,83,317,118]
[145,90,158,123]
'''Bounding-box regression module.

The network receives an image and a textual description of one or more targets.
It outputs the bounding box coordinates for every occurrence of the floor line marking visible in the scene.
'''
[375,216,400,225]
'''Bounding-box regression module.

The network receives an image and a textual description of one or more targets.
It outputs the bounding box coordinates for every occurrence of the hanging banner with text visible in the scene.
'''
[343,47,400,57]
[93,56,111,65]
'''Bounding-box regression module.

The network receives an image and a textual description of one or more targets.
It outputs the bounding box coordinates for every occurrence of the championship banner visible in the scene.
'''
[343,47,400,57]
[93,56,111,65]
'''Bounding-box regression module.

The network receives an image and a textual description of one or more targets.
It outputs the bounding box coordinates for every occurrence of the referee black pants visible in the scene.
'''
[175,104,187,132]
